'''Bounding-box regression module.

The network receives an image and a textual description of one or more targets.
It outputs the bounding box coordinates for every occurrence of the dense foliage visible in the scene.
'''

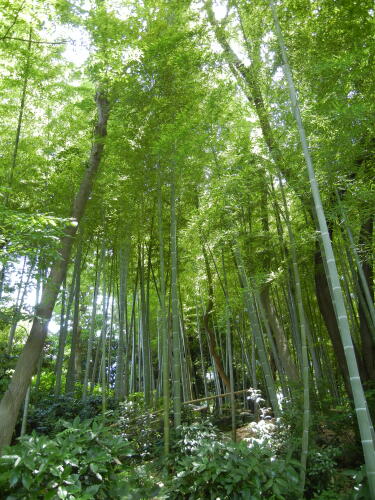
[0,418,133,499]
[0,0,374,498]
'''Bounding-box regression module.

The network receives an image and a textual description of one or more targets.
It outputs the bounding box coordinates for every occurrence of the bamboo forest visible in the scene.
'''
[0,0,374,498]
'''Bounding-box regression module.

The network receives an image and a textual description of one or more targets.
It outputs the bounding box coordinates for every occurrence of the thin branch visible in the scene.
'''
[0,1,25,41]
[1,36,68,45]
[183,388,251,406]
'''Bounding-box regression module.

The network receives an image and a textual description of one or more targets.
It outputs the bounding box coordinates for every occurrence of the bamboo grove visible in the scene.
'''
[0,0,374,497]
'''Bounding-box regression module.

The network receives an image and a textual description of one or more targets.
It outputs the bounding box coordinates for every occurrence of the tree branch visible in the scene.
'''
[0,1,25,41]
[1,36,68,45]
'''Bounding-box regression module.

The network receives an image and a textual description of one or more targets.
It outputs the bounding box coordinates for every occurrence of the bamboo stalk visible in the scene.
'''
[269,1,375,494]
[182,388,252,406]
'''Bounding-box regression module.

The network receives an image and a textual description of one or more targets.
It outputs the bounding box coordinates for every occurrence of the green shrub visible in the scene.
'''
[27,395,113,435]
[0,417,134,499]
[171,420,220,456]
[305,446,341,496]
[120,463,162,499]
[164,438,300,500]
[118,394,163,461]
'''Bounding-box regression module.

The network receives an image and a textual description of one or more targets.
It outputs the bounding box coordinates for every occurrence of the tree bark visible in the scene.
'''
[139,244,151,406]
[54,261,78,396]
[65,241,83,394]
[114,242,129,401]
[158,185,170,455]
[222,249,236,442]
[202,245,231,391]
[0,91,110,452]
[260,286,299,383]
[83,241,104,400]
[171,176,182,428]
[233,244,280,416]
[358,217,375,383]
[314,240,352,396]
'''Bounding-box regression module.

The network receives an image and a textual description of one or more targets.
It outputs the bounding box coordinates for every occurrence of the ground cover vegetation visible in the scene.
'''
[0,0,374,498]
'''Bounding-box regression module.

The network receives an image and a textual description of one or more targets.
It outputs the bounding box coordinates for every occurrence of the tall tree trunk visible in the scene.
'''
[6,27,32,204]
[90,252,108,394]
[20,386,30,438]
[115,242,130,401]
[338,197,375,382]
[100,265,110,415]
[0,90,110,452]
[255,291,288,396]
[202,246,231,391]
[278,170,310,494]
[269,2,375,493]
[179,289,194,401]
[0,264,6,302]
[129,278,139,395]
[82,241,104,401]
[171,175,181,428]
[222,249,236,442]
[158,186,170,454]
[205,1,289,181]
[53,277,66,396]
[7,257,34,353]
[139,244,151,406]
[259,286,299,384]
[358,217,375,383]
[54,257,79,396]
[197,304,209,399]
[65,241,83,394]
[127,268,139,397]
[233,244,280,416]
[314,241,352,396]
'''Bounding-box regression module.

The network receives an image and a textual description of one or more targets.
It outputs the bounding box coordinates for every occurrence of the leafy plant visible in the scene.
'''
[305,446,341,497]
[164,438,300,499]
[117,393,163,462]
[0,417,134,499]
[27,395,113,435]
[119,464,162,500]
[171,420,219,456]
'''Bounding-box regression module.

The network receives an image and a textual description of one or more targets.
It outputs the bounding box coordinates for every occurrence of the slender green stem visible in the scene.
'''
[269,1,375,494]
